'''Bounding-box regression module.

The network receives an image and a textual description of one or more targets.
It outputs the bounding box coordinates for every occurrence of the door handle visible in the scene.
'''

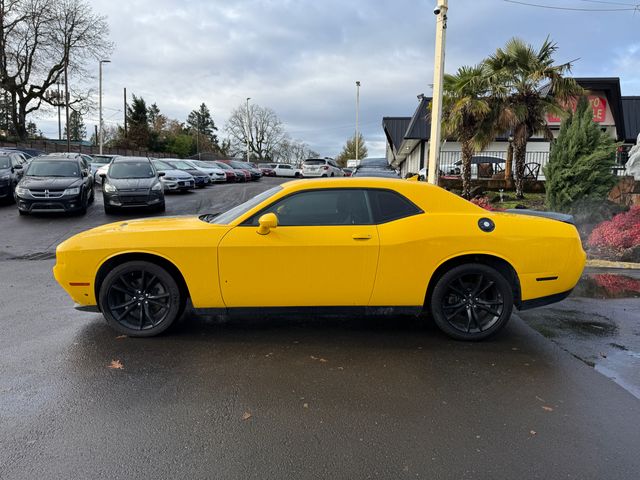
[352,234,372,240]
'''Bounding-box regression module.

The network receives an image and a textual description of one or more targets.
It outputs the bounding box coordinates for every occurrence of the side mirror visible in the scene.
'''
[158,171,166,177]
[82,170,88,177]
[257,213,278,235]
[13,164,23,170]
[99,173,106,179]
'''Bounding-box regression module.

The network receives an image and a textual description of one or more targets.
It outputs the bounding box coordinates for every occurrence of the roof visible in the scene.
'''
[572,78,625,141]
[382,117,411,153]
[404,97,431,140]
[622,96,640,143]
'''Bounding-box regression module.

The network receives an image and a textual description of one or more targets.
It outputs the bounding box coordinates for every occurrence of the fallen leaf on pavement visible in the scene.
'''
[542,406,554,412]
[319,358,328,363]
[242,411,252,421]
[530,430,537,436]
[115,335,127,340]
[108,359,124,370]
[303,403,309,409]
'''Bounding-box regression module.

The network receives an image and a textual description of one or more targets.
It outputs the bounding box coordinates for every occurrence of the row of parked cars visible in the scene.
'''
[1,147,401,216]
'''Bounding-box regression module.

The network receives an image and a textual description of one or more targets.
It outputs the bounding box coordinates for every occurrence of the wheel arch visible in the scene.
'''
[94,252,190,305]
[423,253,521,310]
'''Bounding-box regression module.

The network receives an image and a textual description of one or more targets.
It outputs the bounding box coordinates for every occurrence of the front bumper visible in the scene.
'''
[16,193,84,213]
[163,179,195,190]
[103,189,163,208]
[0,182,12,198]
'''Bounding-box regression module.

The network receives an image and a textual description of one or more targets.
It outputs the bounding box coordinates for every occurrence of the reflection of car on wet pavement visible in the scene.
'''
[54,178,586,340]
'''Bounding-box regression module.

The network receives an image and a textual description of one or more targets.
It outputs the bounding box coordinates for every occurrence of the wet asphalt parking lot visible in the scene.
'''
[1,177,639,479]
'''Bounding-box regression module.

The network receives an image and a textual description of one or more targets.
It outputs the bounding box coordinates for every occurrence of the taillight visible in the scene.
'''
[323,166,329,170]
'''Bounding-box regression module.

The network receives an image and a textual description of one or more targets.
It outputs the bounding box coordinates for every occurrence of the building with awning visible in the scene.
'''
[382,77,640,179]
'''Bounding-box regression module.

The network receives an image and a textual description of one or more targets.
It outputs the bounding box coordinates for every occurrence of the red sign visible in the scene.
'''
[546,95,607,124]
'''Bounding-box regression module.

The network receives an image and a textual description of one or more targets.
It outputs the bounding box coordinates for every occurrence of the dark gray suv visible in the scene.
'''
[101,157,165,214]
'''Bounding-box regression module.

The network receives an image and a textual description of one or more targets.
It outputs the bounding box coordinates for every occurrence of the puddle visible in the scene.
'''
[572,273,640,299]
[595,349,640,400]
[530,310,618,339]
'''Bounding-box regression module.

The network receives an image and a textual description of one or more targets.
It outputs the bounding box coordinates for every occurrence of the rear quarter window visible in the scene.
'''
[368,189,423,224]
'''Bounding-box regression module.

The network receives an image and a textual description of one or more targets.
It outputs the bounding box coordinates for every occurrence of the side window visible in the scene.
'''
[282,165,292,170]
[245,189,372,226]
[367,189,423,224]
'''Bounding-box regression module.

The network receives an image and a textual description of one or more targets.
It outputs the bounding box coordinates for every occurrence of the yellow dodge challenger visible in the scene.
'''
[54,178,586,341]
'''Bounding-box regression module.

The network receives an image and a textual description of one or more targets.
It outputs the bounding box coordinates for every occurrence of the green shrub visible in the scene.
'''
[545,98,617,213]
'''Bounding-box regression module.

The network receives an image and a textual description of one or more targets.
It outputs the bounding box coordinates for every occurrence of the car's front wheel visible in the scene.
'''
[99,261,183,337]
[430,263,513,341]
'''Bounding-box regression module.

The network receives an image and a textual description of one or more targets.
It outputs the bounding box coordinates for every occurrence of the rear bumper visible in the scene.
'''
[517,289,573,311]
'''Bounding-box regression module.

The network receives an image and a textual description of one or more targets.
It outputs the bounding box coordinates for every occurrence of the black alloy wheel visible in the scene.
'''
[99,261,183,337]
[430,263,513,341]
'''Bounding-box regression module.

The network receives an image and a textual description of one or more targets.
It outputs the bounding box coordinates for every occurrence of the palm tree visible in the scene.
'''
[442,65,494,199]
[484,37,582,198]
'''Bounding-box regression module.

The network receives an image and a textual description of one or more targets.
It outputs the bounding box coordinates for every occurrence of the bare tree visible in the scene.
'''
[0,0,113,139]
[225,102,285,162]
[273,135,318,165]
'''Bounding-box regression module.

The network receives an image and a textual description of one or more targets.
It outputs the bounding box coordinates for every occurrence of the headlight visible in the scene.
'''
[15,186,28,196]
[103,183,117,193]
[151,182,163,191]
[163,177,176,182]
[0,173,9,180]
[64,187,80,195]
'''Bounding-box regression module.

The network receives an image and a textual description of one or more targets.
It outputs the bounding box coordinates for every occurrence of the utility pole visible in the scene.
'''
[99,59,111,154]
[246,97,251,162]
[57,80,62,140]
[64,56,71,152]
[94,125,98,146]
[355,81,360,163]
[427,0,448,185]
[123,87,128,138]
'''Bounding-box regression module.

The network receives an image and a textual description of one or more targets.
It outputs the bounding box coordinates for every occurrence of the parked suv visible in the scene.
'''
[15,155,94,215]
[0,151,28,203]
[101,157,165,213]
[301,158,343,178]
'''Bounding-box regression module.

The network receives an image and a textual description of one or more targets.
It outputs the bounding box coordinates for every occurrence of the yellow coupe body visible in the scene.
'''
[54,178,585,340]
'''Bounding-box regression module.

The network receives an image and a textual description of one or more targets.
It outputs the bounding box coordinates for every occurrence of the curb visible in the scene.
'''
[586,259,640,270]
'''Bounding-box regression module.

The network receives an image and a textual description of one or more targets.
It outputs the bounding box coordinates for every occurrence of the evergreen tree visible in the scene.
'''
[545,97,617,212]
[64,111,86,141]
[26,121,38,139]
[187,103,219,146]
[127,94,150,149]
[336,133,367,167]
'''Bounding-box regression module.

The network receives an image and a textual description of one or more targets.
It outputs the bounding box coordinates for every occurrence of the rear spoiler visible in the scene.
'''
[505,209,575,225]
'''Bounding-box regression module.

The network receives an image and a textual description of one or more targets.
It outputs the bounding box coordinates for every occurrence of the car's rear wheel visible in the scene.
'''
[430,263,513,341]
[99,261,183,337]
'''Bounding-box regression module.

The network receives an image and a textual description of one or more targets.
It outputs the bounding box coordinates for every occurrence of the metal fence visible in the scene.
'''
[438,150,550,176]
[0,140,174,158]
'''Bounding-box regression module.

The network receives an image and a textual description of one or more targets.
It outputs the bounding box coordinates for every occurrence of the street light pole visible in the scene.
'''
[427,0,448,185]
[99,59,111,154]
[246,97,251,162]
[355,81,360,163]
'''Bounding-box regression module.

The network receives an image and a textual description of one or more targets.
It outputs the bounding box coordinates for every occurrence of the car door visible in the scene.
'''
[218,188,379,308]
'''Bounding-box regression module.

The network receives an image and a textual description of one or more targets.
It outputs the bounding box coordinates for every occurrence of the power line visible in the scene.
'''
[578,0,639,6]
[504,0,639,11]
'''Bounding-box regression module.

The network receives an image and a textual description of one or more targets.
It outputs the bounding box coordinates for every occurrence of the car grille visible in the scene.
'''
[119,195,150,205]
[29,189,65,198]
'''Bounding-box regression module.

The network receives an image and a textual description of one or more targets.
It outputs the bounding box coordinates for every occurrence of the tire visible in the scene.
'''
[429,263,513,341]
[294,172,300,178]
[330,173,335,177]
[98,261,183,337]
[88,186,95,204]
[155,201,166,213]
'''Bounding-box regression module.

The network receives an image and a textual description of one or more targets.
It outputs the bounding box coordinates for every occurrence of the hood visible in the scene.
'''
[184,169,207,178]
[19,175,82,189]
[158,169,192,179]
[108,177,157,189]
[77,215,222,236]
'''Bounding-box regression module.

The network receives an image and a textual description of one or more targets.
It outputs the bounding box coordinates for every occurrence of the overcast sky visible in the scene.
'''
[34,0,640,156]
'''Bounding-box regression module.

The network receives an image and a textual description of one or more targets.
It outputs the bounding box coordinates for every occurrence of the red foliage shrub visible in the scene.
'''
[593,274,640,297]
[587,206,640,251]
[470,196,498,211]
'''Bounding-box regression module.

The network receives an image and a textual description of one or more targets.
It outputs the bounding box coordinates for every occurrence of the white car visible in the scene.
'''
[272,163,301,178]
[301,158,344,178]
[184,159,227,183]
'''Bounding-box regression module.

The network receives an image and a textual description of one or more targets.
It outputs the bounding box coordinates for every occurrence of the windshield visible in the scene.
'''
[109,162,155,179]
[228,161,247,169]
[90,156,112,164]
[0,156,11,169]
[153,160,172,170]
[214,162,232,170]
[168,161,192,169]
[204,186,282,225]
[26,160,80,177]
[304,159,326,165]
